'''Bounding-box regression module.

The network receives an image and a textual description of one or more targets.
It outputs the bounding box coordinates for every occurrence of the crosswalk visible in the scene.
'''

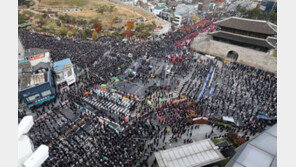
[82,97,132,117]
[173,64,197,96]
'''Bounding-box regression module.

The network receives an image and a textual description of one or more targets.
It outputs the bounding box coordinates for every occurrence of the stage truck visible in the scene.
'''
[53,58,76,93]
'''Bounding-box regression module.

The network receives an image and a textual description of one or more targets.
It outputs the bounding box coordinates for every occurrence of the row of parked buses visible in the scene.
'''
[18,48,76,108]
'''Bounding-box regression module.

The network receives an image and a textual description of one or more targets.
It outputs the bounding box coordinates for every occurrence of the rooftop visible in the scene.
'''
[20,70,48,90]
[214,17,277,35]
[210,31,275,49]
[226,124,277,167]
[25,48,49,58]
[155,139,225,167]
[53,58,73,72]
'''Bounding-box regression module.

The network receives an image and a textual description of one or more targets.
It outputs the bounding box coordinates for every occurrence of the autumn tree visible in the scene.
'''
[236,137,247,146]
[226,131,238,143]
[123,30,134,39]
[93,22,102,32]
[126,21,135,30]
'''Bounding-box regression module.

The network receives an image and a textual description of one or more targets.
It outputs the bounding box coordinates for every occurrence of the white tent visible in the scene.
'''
[222,116,235,124]
[155,139,225,167]
[23,145,49,167]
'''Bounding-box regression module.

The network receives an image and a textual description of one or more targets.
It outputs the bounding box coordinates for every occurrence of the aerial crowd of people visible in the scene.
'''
[18,12,276,167]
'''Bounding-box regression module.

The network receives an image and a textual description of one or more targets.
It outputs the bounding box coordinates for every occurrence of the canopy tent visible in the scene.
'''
[226,124,277,167]
[155,139,225,167]
[223,116,235,124]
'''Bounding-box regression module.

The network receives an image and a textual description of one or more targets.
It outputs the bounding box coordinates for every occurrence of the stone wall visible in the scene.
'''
[191,33,277,72]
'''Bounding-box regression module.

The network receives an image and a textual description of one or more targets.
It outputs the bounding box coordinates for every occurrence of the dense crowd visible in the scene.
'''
[18,12,276,167]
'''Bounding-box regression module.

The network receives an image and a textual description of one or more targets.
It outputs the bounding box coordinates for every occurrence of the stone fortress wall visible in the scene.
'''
[191,33,277,73]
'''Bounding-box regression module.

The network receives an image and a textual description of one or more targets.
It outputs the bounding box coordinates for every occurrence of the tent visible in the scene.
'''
[223,116,236,125]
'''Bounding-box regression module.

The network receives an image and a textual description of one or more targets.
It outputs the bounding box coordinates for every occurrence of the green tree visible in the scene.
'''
[109,6,116,13]
[67,30,74,37]
[79,29,86,38]
[49,24,55,32]
[269,11,277,23]
[59,26,67,36]
[92,31,99,40]
[56,20,61,26]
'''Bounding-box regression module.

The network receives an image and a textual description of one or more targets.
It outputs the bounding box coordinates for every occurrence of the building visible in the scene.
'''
[191,17,277,72]
[154,139,225,167]
[152,3,170,16]
[173,4,198,26]
[260,0,277,13]
[19,62,55,108]
[53,58,76,86]
[24,48,51,67]
[226,124,277,167]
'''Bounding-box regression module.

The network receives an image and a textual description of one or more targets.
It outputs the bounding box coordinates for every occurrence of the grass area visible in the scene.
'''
[217,122,233,128]
[212,138,227,145]
[23,10,35,16]
[43,0,89,7]
[39,0,162,27]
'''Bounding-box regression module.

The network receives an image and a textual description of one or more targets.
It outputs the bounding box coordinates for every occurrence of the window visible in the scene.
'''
[41,90,51,97]
[26,94,40,102]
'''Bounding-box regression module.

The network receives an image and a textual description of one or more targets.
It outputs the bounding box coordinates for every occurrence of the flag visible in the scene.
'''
[94,137,97,144]
[103,156,109,161]
[158,98,162,102]
[156,114,163,121]
[123,116,129,122]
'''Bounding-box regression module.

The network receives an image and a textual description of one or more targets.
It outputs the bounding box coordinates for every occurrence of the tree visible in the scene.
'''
[79,29,86,38]
[236,5,242,12]
[126,21,135,30]
[56,20,61,26]
[227,132,238,143]
[49,24,55,32]
[236,137,246,146]
[269,11,277,23]
[92,31,99,40]
[192,15,200,23]
[67,30,74,37]
[85,28,92,37]
[58,26,67,36]
[109,19,115,28]
[109,6,116,13]
[123,30,134,39]
[93,22,102,32]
